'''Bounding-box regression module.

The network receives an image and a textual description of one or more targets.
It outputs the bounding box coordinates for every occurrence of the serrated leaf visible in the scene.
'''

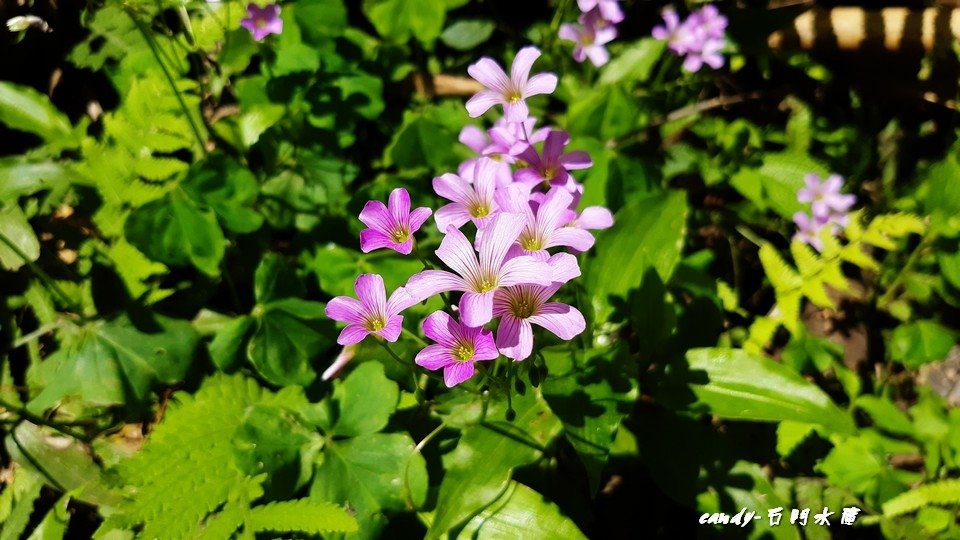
[247,500,358,534]
[883,479,960,517]
[0,82,76,146]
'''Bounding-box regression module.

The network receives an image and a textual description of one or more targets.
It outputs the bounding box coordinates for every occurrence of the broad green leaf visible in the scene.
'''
[584,190,688,323]
[598,39,666,86]
[855,396,915,437]
[272,6,321,76]
[776,421,815,458]
[385,111,458,170]
[730,152,829,219]
[254,252,305,304]
[363,0,447,44]
[686,348,855,434]
[29,314,199,410]
[428,389,561,539]
[233,404,317,497]
[0,158,85,199]
[247,298,333,386]
[182,154,263,234]
[209,316,254,371]
[457,482,586,539]
[440,19,495,50]
[542,346,636,494]
[924,154,960,227]
[0,203,40,271]
[313,243,423,297]
[124,189,226,276]
[889,321,958,368]
[26,494,70,540]
[567,85,640,141]
[6,423,123,508]
[819,432,917,502]
[698,461,801,540]
[311,433,428,539]
[0,82,76,145]
[331,362,400,437]
[295,0,348,43]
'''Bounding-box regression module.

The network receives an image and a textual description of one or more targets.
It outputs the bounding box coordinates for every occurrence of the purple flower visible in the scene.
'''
[466,46,558,122]
[404,213,553,327]
[652,6,727,73]
[577,0,624,24]
[359,188,432,255]
[793,212,830,252]
[458,126,514,187]
[415,311,499,387]
[240,3,283,42]
[493,253,586,361]
[559,12,618,67]
[496,185,596,260]
[797,173,856,223]
[515,130,593,192]
[434,158,501,231]
[324,274,415,346]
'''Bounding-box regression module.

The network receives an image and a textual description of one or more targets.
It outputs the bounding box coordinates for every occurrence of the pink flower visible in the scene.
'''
[515,130,593,191]
[240,3,283,42]
[496,186,596,260]
[559,12,618,66]
[577,0,624,24]
[415,311,499,387]
[324,274,415,345]
[458,126,514,187]
[434,158,501,231]
[466,46,558,122]
[404,213,553,327]
[652,6,727,73]
[797,173,856,223]
[493,253,586,361]
[793,211,830,252]
[359,188,432,255]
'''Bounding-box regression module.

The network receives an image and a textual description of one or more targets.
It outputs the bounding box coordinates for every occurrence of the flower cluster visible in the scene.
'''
[793,173,857,251]
[559,0,623,67]
[325,46,613,387]
[652,5,727,73]
[241,2,283,42]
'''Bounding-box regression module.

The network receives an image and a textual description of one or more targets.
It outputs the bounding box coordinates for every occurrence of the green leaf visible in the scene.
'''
[26,494,70,540]
[332,362,400,437]
[124,189,226,276]
[457,482,586,539]
[855,395,916,437]
[818,432,916,501]
[29,314,199,410]
[208,316,254,372]
[247,500,358,534]
[541,346,636,494]
[889,321,958,368]
[598,39,666,86]
[730,152,829,219]
[271,6,321,76]
[440,19,495,50]
[686,348,856,435]
[0,158,85,199]
[0,467,43,540]
[254,253,304,304]
[924,154,960,222]
[776,421,816,458]
[0,82,76,146]
[247,298,333,386]
[363,0,447,44]
[311,433,428,538]
[386,111,458,170]
[428,389,561,539]
[0,203,40,271]
[567,85,640,141]
[883,479,960,517]
[295,0,348,43]
[182,154,263,234]
[584,191,688,323]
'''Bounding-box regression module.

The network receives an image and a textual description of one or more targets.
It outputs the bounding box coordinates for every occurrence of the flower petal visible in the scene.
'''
[468,58,511,94]
[387,286,417,315]
[496,315,534,361]
[325,296,365,324]
[405,270,465,303]
[436,225,481,280]
[460,291,495,327]
[415,344,455,370]
[422,310,457,346]
[433,173,473,205]
[558,150,593,170]
[354,274,387,315]
[388,188,411,225]
[337,324,370,346]
[376,315,402,342]
[511,46,542,88]
[529,302,586,340]
[498,256,553,287]
[473,328,500,361]
[558,23,581,42]
[408,207,433,232]
[503,99,529,122]
[459,125,489,154]
[478,212,525,274]
[359,229,396,253]
[358,200,392,232]
[576,206,614,229]
[546,252,581,284]
[466,91,504,118]
[443,362,476,387]
[548,227,596,252]
[434,204,472,232]
[523,73,558,98]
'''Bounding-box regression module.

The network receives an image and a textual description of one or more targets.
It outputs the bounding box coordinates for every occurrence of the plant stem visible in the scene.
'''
[0,232,85,317]
[877,232,935,309]
[0,398,91,442]
[125,8,208,155]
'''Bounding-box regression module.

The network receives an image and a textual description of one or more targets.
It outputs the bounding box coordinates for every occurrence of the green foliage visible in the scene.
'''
[882,479,960,517]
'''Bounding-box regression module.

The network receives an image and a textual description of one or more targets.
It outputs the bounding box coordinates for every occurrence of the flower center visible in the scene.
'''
[542,166,556,180]
[469,202,490,218]
[507,92,522,104]
[365,316,386,332]
[390,226,411,244]
[508,289,539,319]
[453,342,475,363]
[255,18,267,29]
[476,278,497,293]
[519,231,543,251]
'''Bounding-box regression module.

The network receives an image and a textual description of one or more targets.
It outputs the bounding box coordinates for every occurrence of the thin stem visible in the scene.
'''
[0,232,84,316]
[480,420,549,454]
[401,326,428,347]
[12,320,65,349]
[878,232,936,309]
[0,398,91,442]
[125,8,207,155]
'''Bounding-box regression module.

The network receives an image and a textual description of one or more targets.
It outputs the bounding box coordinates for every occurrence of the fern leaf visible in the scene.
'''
[840,243,880,271]
[882,479,960,517]
[862,213,926,250]
[791,240,823,278]
[759,243,802,293]
[246,499,359,535]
